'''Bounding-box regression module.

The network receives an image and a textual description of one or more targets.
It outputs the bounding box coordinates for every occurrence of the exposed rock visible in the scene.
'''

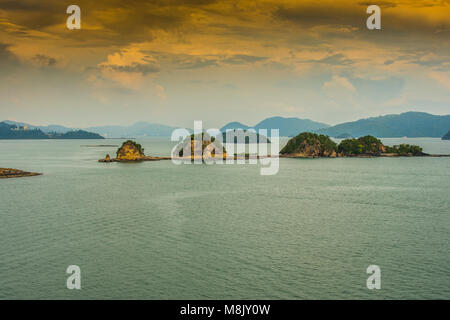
[116,140,145,161]
[0,168,41,178]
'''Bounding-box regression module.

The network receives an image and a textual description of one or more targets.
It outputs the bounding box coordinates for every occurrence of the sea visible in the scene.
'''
[0,137,449,299]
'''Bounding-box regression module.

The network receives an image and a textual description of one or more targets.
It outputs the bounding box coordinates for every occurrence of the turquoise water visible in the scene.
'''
[0,138,449,299]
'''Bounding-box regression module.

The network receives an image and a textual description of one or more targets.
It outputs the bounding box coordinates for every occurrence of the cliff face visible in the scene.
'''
[116,140,146,160]
[280,132,337,157]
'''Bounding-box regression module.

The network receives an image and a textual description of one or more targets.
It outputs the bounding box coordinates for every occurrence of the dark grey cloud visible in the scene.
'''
[222,54,267,64]
[0,42,14,60]
[393,51,450,69]
[0,42,20,70]
[169,54,266,70]
[274,5,359,27]
[357,1,398,8]
[307,53,353,65]
[32,54,57,67]
[0,1,52,11]
[176,57,219,69]
[106,62,160,74]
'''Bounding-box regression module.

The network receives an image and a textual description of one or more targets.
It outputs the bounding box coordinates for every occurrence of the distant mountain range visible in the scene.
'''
[316,112,450,138]
[0,122,103,139]
[220,116,330,137]
[86,122,177,138]
[2,111,449,139]
[3,120,73,134]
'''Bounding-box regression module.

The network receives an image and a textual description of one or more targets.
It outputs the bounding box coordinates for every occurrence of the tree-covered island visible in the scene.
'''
[280,132,427,158]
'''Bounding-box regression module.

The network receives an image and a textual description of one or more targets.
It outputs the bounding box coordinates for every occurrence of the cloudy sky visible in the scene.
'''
[0,0,449,128]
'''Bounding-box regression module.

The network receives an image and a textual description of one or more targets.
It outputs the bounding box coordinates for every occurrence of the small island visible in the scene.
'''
[173,133,228,160]
[280,132,430,158]
[0,168,42,179]
[442,130,450,140]
[99,140,170,162]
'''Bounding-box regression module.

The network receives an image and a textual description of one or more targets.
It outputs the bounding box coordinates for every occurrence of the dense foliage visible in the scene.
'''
[280,132,337,154]
[385,144,423,155]
[282,132,425,157]
[338,135,384,155]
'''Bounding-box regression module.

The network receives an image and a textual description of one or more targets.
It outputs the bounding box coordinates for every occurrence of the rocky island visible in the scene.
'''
[280,132,430,158]
[280,132,338,158]
[0,168,42,179]
[99,140,170,162]
[173,133,228,160]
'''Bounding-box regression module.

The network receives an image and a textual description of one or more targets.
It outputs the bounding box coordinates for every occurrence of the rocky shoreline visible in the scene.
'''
[98,140,171,162]
[99,137,450,163]
[0,168,42,179]
[99,156,171,162]
[278,133,448,159]
[279,153,450,158]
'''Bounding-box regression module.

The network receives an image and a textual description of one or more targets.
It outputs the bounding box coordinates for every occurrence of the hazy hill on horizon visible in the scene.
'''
[86,122,177,138]
[3,120,73,134]
[316,112,450,138]
[220,116,330,137]
[0,122,103,139]
[3,111,449,139]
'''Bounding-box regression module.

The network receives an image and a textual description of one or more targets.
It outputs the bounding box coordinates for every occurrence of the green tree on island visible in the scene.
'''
[338,135,385,155]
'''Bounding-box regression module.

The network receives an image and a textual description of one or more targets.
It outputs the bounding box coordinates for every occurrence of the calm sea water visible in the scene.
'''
[0,138,449,299]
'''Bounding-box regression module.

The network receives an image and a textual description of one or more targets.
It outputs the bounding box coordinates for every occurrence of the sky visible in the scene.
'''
[0,0,450,128]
